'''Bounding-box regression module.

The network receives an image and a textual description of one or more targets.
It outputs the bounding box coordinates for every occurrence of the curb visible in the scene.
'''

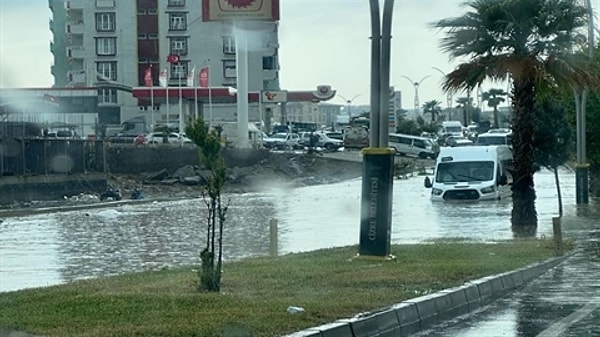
[282,254,570,337]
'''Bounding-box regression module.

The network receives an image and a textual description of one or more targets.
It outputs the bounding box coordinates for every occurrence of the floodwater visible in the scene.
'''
[0,167,591,293]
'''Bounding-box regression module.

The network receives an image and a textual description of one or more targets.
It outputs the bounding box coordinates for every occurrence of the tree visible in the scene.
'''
[533,98,573,217]
[185,118,228,292]
[422,100,443,122]
[432,0,598,229]
[482,88,507,129]
[455,96,473,126]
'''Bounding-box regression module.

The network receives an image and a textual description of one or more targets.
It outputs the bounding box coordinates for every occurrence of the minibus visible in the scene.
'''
[388,133,438,159]
[424,145,513,201]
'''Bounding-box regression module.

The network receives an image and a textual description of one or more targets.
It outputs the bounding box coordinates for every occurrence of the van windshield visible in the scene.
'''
[436,161,494,183]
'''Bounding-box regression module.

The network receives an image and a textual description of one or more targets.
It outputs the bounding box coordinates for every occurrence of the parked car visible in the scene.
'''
[144,132,193,145]
[299,131,344,151]
[388,133,439,159]
[262,132,301,150]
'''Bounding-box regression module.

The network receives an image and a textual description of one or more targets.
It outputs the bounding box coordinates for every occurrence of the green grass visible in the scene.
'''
[0,239,571,337]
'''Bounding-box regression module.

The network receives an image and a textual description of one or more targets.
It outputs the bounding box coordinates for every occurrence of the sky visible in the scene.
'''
[1,0,599,109]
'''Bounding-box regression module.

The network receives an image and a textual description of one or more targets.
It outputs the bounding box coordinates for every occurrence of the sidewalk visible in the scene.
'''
[284,253,570,337]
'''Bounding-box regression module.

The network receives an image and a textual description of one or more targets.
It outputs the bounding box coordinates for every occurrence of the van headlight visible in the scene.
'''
[432,188,443,196]
[480,186,495,194]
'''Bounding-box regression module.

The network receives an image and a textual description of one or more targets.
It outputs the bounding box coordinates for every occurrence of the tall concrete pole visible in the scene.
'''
[378,0,394,146]
[359,0,395,258]
[369,0,381,148]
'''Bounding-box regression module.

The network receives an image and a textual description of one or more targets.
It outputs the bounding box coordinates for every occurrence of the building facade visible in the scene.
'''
[48,0,280,130]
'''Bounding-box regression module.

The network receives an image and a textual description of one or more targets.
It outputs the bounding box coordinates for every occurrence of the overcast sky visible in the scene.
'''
[1,0,598,109]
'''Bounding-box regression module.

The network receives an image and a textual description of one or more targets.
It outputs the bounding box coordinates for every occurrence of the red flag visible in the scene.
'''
[199,67,209,87]
[166,54,180,63]
[144,65,153,86]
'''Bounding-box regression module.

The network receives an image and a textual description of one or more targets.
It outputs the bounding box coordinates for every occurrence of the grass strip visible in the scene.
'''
[0,239,570,337]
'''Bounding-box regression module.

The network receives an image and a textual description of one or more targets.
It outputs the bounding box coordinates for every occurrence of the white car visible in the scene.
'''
[263,132,300,150]
[299,131,344,151]
[143,132,193,145]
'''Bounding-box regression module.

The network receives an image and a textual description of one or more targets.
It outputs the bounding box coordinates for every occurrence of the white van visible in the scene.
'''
[424,145,513,201]
[441,121,464,137]
[388,133,439,159]
[476,129,512,146]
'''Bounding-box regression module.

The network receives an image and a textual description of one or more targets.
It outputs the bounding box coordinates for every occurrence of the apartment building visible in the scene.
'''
[48,0,281,130]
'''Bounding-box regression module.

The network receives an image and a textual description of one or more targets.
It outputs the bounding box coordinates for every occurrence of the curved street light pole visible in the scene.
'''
[337,94,362,116]
[401,75,430,115]
[432,67,453,111]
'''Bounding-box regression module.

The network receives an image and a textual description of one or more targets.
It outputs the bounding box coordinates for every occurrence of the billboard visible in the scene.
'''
[202,0,280,21]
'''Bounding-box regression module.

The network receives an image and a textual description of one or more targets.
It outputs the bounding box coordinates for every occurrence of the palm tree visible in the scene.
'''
[431,0,598,229]
[422,100,443,122]
[455,96,473,126]
[481,88,507,129]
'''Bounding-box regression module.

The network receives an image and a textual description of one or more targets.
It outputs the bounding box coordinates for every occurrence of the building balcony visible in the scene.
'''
[65,0,84,11]
[66,21,85,35]
[67,46,85,59]
[67,70,87,86]
[262,69,279,80]
[96,0,115,9]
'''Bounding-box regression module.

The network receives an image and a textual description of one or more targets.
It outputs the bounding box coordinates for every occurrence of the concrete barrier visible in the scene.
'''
[392,302,420,336]
[439,287,469,318]
[313,322,353,337]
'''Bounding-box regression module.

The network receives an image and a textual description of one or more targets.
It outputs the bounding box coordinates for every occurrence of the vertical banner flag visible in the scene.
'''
[199,67,209,87]
[187,66,195,87]
[144,65,153,86]
[159,68,167,87]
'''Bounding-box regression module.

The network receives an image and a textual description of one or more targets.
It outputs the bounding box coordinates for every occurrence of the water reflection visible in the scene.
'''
[0,167,595,293]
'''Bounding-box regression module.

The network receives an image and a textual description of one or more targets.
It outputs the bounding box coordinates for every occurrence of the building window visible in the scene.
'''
[137,8,147,15]
[170,37,188,56]
[170,62,188,80]
[98,88,117,104]
[168,0,185,7]
[262,56,277,70]
[95,37,117,55]
[223,36,235,54]
[169,13,187,31]
[95,13,115,32]
[148,33,158,39]
[97,61,117,81]
[137,33,147,40]
[223,60,236,78]
[147,8,158,14]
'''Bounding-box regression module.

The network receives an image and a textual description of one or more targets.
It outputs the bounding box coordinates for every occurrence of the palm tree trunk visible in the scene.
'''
[554,166,563,217]
[493,106,499,129]
[510,79,537,229]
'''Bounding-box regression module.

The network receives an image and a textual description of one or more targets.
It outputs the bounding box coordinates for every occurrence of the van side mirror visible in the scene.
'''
[498,174,508,186]
[424,176,432,188]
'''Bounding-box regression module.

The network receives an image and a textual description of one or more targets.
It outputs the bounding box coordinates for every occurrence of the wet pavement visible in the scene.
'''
[416,202,600,337]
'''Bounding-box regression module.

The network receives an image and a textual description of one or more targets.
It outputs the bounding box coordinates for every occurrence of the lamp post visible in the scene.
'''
[337,94,361,117]
[400,75,430,115]
[432,67,453,110]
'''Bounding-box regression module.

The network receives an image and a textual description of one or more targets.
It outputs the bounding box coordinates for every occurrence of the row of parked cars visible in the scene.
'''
[262,130,344,152]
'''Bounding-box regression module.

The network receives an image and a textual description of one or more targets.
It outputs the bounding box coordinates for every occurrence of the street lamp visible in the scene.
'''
[432,67,453,110]
[400,75,430,115]
[337,94,362,117]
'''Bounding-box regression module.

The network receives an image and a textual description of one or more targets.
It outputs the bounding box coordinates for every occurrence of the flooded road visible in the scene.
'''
[0,167,590,293]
